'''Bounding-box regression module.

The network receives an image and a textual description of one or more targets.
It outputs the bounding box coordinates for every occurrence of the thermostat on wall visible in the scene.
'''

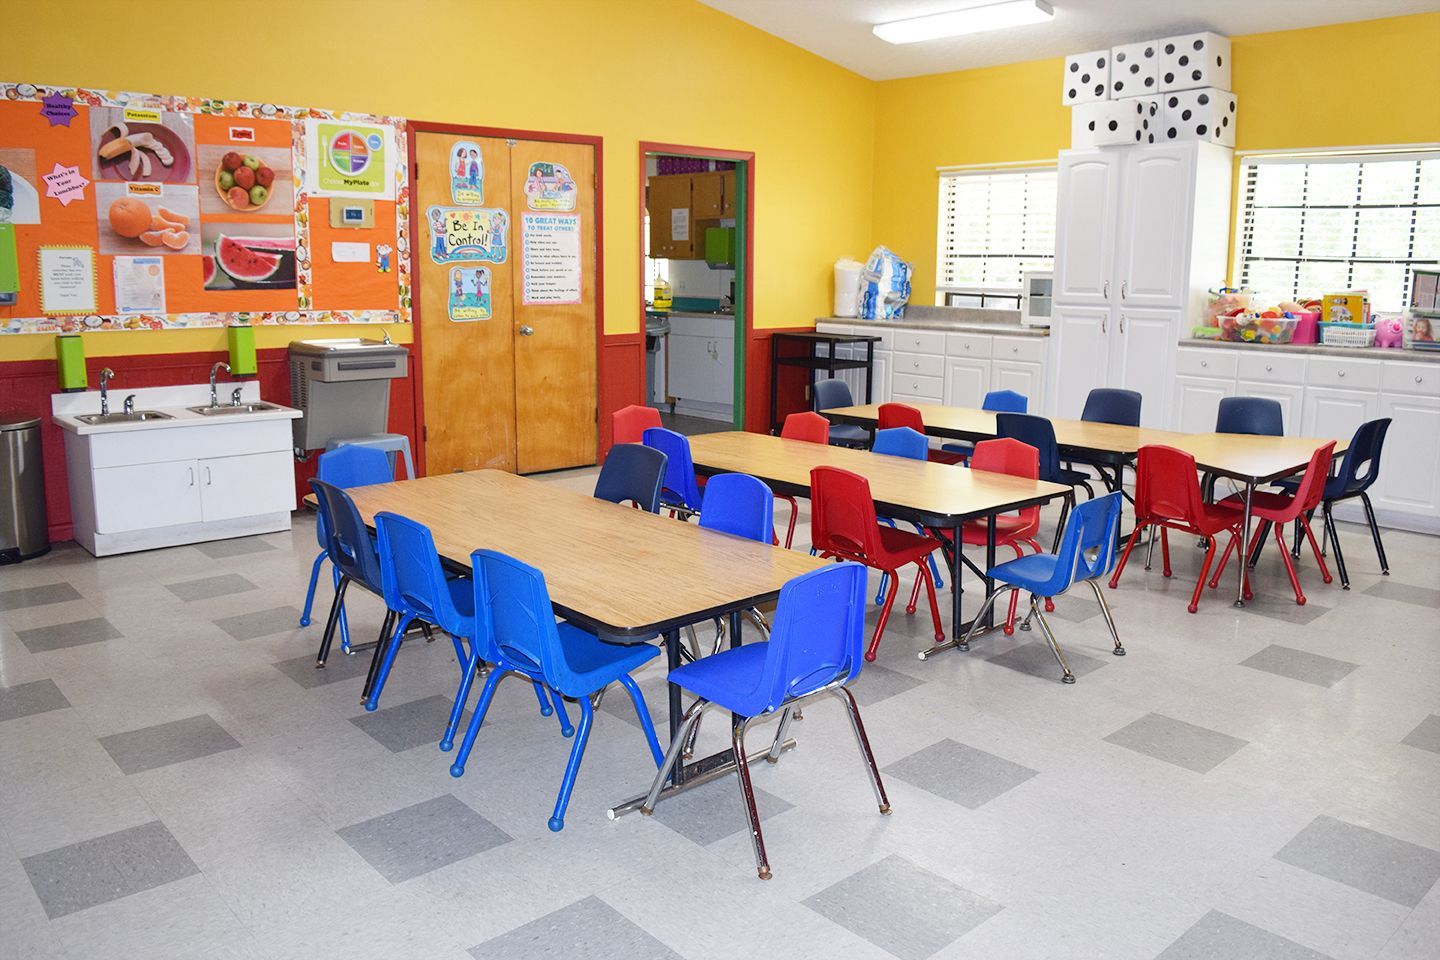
[329,199,374,228]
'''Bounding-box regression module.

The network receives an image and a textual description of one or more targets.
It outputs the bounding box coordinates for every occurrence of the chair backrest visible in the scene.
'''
[780,411,830,444]
[1216,397,1284,436]
[318,445,395,487]
[309,479,384,592]
[1336,418,1390,494]
[697,473,775,543]
[1081,388,1142,427]
[970,438,1040,527]
[642,427,703,511]
[1288,441,1339,515]
[995,413,1063,482]
[752,562,868,713]
[812,377,854,413]
[1133,445,1208,527]
[877,402,925,432]
[594,443,667,513]
[810,466,882,560]
[871,426,928,461]
[983,389,1029,413]
[470,549,588,698]
[1051,491,1124,589]
[372,510,468,636]
[613,404,662,446]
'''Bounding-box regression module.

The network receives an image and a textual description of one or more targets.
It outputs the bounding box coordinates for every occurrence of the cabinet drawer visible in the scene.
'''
[891,372,944,399]
[945,333,992,358]
[1176,348,1238,379]
[991,336,1046,363]
[88,419,292,469]
[1306,357,1381,391]
[1237,352,1306,385]
[1381,360,1440,398]
[891,351,945,379]
[890,329,946,356]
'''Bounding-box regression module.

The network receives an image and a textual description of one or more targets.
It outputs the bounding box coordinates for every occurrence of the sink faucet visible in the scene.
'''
[98,368,115,415]
[123,394,136,415]
[231,387,244,407]
[209,361,230,408]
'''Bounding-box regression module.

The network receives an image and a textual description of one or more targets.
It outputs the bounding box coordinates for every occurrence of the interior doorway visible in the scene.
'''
[639,144,751,436]
[410,124,601,475]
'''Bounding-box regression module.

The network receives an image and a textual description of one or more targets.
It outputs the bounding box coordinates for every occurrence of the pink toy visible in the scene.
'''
[1374,315,1405,348]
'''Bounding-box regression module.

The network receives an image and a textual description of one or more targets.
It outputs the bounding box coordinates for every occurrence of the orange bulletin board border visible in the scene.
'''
[0,81,411,335]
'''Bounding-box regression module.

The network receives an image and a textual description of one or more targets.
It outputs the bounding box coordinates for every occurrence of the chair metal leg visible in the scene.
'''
[1144,524,1157,570]
[1323,504,1348,591]
[547,695,595,832]
[1051,491,1073,553]
[299,550,326,627]
[867,572,901,662]
[833,686,891,815]
[1029,595,1075,684]
[1084,579,1125,655]
[531,678,556,717]
[1299,515,1332,585]
[730,717,772,879]
[315,575,350,668]
[642,699,709,813]
[921,583,1012,659]
[1161,526,1172,578]
[1360,493,1389,575]
[364,610,408,710]
[617,674,664,767]
[765,706,796,764]
[450,668,505,777]
[333,567,353,655]
[543,685,575,737]
[441,648,481,752]
[1109,520,1146,589]
[1247,519,1272,570]
[361,610,397,704]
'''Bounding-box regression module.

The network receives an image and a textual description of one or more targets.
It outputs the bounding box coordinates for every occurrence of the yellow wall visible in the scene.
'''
[872,12,1440,301]
[1,0,876,361]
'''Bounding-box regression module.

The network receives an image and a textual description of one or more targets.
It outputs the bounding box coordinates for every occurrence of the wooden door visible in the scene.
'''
[509,138,597,473]
[416,132,515,473]
[692,172,724,218]
[647,175,694,259]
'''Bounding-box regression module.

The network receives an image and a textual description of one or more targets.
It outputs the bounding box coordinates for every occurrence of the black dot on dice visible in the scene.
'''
[1145,77,1154,87]
[1167,127,1177,138]
[1098,57,1106,67]
[1222,116,1229,127]
[1115,81,1124,91]
[1081,73,1091,83]
[1192,69,1202,81]
[1135,103,1143,113]
[1179,54,1189,66]
[1164,72,1174,83]
[1198,93,1210,105]
[1070,62,1079,72]
[1229,101,1236,112]
[1217,55,1224,67]
[1094,84,1104,95]
[1068,88,1077,99]
[1087,120,1095,130]
[1164,43,1174,54]
[1197,124,1208,136]
[1131,64,1140,74]
[1194,39,1204,50]
[1108,120,1118,131]
[1182,109,1192,120]
[1144,46,1154,57]
[1117,52,1126,62]
[1148,134,1155,143]
[1135,131,1142,141]
[1168,96,1179,107]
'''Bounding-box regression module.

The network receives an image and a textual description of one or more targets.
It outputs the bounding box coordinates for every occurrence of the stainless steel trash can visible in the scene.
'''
[0,412,49,563]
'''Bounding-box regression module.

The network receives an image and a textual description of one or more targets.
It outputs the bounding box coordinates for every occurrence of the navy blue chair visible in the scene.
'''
[594,443,667,513]
[813,378,869,448]
[962,492,1125,683]
[450,549,664,832]
[642,427,704,519]
[308,479,393,672]
[1067,388,1142,496]
[995,413,1095,551]
[641,561,889,879]
[870,427,944,599]
[942,389,1029,458]
[1205,397,1285,503]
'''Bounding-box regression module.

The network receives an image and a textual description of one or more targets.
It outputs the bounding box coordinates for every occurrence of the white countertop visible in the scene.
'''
[817,316,1050,337]
[1182,338,1440,364]
[52,382,302,436]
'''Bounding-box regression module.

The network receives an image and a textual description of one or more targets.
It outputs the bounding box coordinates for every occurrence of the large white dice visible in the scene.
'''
[1074,98,1160,147]
[1157,32,1232,92]
[1062,49,1111,105]
[1158,88,1238,146]
[1110,40,1159,98]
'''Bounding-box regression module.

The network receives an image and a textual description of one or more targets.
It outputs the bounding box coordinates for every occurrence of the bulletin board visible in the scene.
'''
[0,80,411,334]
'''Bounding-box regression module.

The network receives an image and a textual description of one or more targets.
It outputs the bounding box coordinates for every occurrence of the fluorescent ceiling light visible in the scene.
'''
[873,0,1054,44]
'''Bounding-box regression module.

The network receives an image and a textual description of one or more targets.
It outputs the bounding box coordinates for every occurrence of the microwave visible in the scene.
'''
[1020,270,1053,328]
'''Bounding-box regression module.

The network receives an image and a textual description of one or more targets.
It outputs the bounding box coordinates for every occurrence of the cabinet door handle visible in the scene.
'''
[1121,281,1128,300]
[1338,370,1346,378]
[913,360,920,368]
[205,466,212,486]
[1417,375,1425,383]
[1103,281,1110,300]
[1119,315,1127,334]
[1200,359,1208,368]
[1265,364,1273,372]
[188,466,195,486]
[1101,316,1108,335]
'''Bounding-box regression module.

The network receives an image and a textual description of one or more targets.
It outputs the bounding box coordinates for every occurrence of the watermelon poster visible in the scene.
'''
[304,120,395,199]
[200,223,297,292]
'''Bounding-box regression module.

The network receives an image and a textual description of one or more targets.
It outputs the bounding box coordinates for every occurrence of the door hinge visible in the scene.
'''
[422,424,428,440]
[506,139,517,148]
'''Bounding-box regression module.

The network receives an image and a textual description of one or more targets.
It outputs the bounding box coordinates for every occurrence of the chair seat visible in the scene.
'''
[537,623,660,698]
[669,641,770,715]
[1145,500,1244,537]
[932,514,1039,546]
[988,551,1064,592]
[1217,490,1304,523]
[940,441,974,457]
[1274,475,1351,501]
[926,450,967,465]
[829,423,869,445]
[1056,467,1091,486]
[874,524,943,566]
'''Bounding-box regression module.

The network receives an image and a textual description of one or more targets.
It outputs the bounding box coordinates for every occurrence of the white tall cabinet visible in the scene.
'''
[1048,142,1232,427]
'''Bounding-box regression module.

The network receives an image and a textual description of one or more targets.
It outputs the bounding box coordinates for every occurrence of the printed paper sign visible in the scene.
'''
[112,256,166,315]
[330,241,370,263]
[450,141,483,205]
[521,212,581,305]
[524,161,576,211]
[38,246,98,315]
[448,265,492,321]
[40,93,77,127]
[426,206,508,264]
[304,120,395,198]
[670,207,689,242]
[42,163,89,207]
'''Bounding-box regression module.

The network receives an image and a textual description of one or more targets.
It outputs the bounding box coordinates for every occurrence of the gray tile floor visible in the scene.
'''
[1,468,1438,959]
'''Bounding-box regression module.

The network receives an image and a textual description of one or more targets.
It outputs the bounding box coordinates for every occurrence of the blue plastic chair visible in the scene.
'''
[309,478,390,670]
[594,443,667,513]
[942,389,1029,457]
[448,549,664,832]
[1068,388,1143,492]
[299,446,394,649]
[642,427,704,518]
[365,512,567,732]
[641,561,889,879]
[813,378,869,448]
[996,413,1095,550]
[960,492,1125,683]
[698,473,774,542]
[870,427,944,600]
[1217,396,1284,436]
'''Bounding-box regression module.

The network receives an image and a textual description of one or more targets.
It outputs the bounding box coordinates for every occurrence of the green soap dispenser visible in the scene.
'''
[227,324,257,376]
[56,334,87,391]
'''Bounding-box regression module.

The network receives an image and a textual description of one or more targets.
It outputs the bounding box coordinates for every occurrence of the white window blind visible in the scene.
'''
[936,166,1057,296]
[1237,151,1440,311]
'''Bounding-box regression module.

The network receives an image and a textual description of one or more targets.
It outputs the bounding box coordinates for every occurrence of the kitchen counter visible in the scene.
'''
[1182,338,1440,363]
[817,316,1049,337]
[53,382,300,435]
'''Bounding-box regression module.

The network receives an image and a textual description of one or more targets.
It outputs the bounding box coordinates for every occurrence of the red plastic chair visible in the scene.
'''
[927,439,1043,634]
[1211,441,1335,605]
[878,403,965,465]
[810,466,945,661]
[774,413,830,548]
[613,405,662,446]
[1109,445,1245,613]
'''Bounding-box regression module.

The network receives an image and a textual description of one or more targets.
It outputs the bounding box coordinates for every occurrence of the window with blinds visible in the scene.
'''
[936,166,1057,304]
[1236,151,1440,311]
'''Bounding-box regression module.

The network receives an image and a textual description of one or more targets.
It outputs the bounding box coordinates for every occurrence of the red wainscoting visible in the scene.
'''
[747,326,813,434]
[597,332,645,453]
[0,347,419,543]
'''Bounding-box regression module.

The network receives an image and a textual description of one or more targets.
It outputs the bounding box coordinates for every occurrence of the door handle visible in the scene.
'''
[1121,281,1128,300]
[1101,315,1108,335]
[1103,281,1110,300]
[519,325,535,336]
[1119,314,1127,334]
[188,466,195,486]
[205,466,212,486]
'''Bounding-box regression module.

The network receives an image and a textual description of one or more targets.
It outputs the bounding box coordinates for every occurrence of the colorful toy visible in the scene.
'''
[1373,314,1405,348]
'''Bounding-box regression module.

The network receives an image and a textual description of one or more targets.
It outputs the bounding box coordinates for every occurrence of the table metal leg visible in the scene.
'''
[984,518,996,630]
[1235,481,1254,607]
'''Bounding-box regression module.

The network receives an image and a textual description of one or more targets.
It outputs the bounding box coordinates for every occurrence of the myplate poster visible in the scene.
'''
[304,120,395,199]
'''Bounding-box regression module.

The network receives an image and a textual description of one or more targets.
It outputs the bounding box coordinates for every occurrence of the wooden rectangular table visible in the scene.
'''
[685,432,1070,651]
[334,469,826,814]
